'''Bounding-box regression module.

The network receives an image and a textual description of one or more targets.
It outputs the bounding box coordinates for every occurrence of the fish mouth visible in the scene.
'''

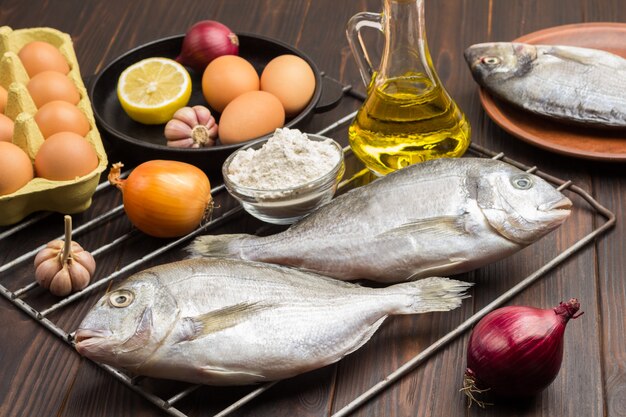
[538,196,573,224]
[74,328,112,356]
[539,196,573,212]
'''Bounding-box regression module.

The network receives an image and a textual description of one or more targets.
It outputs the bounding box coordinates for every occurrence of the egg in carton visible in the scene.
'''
[0,26,108,226]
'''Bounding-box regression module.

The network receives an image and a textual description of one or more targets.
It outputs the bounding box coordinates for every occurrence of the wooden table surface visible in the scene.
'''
[1,1,625,416]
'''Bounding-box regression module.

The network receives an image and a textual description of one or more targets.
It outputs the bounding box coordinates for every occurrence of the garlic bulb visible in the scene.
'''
[34,215,96,296]
[164,105,218,148]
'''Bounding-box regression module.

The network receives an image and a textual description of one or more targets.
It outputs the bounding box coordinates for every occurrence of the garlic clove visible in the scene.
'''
[34,245,61,267]
[206,121,218,138]
[193,105,213,126]
[50,268,72,297]
[172,106,199,127]
[45,240,64,250]
[73,250,96,276]
[167,138,197,148]
[35,257,62,289]
[69,241,84,252]
[165,119,193,140]
[68,261,91,291]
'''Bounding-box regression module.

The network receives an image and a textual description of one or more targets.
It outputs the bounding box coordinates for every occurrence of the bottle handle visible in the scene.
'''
[346,11,383,87]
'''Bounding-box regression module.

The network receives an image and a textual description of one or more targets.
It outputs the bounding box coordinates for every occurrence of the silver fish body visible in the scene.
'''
[464,42,626,127]
[75,258,470,385]
[190,157,571,283]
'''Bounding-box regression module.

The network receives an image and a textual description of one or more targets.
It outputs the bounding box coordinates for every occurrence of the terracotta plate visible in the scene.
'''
[478,22,626,161]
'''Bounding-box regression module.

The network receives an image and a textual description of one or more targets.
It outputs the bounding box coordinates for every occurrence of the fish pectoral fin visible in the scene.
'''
[177,302,270,343]
[343,316,387,357]
[377,215,469,239]
[199,365,267,384]
[405,257,468,280]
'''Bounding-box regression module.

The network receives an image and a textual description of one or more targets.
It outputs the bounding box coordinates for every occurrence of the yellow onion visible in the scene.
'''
[108,160,212,238]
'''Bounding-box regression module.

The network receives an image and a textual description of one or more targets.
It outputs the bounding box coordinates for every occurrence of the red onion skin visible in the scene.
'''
[465,299,581,400]
[176,20,239,72]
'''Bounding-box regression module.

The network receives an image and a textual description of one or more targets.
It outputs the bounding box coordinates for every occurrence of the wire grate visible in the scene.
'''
[0,90,616,417]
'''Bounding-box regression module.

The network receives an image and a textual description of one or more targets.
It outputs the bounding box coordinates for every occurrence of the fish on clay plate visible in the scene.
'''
[189,157,572,283]
[464,42,626,127]
[74,258,471,385]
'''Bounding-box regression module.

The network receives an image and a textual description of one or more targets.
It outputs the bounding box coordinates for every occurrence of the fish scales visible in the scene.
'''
[190,157,572,283]
[75,258,471,385]
[464,42,626,127]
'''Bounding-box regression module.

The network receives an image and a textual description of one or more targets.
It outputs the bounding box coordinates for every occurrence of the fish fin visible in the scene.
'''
[542,45,622,67]
[186,234,250,258]
[405,257,469,280]
[343,316,387,357]
[177,302,270,342]
[388,277,473,314]
[376,215,469,239]
[198,365,267,384]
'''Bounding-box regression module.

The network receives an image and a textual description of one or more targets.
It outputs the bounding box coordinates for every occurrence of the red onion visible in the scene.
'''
[176,20,239,72]
[462,298,582,407]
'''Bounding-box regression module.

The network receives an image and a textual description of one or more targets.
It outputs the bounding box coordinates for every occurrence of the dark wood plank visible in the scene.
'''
[594,169,626,417]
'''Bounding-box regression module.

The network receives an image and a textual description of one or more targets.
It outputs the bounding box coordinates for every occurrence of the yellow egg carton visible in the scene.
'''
[0,26,107,226]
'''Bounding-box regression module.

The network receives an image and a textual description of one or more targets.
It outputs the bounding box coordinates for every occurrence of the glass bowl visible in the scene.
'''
[222,134,345,225]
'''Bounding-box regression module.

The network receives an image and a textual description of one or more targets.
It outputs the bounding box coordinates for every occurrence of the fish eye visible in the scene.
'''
[511,174,533,190]
[481,56,500,65]
[108,289,135,308]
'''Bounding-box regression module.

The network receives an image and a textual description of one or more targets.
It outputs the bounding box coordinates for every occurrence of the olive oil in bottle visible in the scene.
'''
[348,73,471,175]
[346,0,471,175]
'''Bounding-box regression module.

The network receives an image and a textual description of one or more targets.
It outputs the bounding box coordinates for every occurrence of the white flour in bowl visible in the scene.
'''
[227,128,341,190]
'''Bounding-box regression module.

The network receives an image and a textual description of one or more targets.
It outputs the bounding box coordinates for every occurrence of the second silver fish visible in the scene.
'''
[190,158,572,283]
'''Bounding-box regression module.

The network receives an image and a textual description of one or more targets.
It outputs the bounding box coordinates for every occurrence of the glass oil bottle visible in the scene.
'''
[346,0,470,175]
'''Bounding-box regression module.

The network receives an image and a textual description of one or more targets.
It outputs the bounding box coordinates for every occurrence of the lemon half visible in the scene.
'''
[117,57,191,125]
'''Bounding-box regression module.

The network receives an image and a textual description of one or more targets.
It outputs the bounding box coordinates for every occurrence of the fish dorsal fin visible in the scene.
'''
[178,302,269,342]
[376,214,469,239]
[542,45,625,68]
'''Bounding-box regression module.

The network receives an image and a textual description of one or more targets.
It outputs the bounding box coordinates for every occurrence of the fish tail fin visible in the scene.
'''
[389,277,473,314]
[187,234,250,258]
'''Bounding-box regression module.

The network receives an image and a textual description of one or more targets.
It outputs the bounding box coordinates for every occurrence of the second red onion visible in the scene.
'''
[462,298,583,407]
[176,20,239,72]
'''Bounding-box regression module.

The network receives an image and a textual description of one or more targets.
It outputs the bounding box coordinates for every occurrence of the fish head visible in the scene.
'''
[476,162,572,245]
[74,272,179,369]
[464,42,537,87]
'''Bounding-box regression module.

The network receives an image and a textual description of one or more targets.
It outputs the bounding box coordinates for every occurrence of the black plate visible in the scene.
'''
[90,33,333,174]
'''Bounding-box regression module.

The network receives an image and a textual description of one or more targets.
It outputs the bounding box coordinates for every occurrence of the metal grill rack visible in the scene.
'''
[0,95,616,417]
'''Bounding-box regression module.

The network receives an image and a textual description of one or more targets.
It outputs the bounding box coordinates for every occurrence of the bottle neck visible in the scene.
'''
[378,0,436,86]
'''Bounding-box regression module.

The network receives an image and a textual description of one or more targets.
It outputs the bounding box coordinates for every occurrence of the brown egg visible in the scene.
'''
[261,55,315,117]
[0,141,33,195]
[35,132,98,181]
[35,100,90,138]
[202,55,259,113]
[0,85,7,114]
[0,113,14,142]
[218,91,285,144]
[27,71,80,108]
[18,41,70,78]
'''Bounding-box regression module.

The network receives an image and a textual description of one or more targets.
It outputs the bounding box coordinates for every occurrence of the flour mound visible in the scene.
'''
[227,128,340,190]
